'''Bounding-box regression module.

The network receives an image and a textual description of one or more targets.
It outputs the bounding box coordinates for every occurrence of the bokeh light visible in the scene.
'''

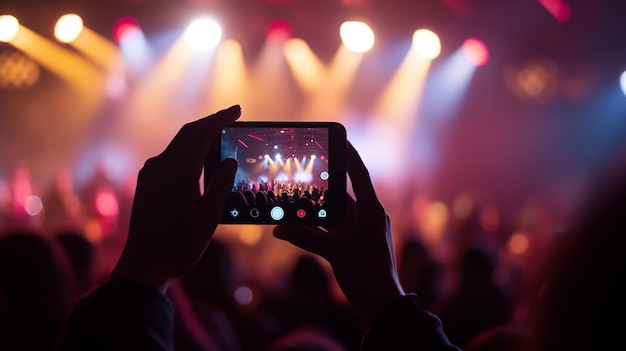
[234,286,254,305]
[508,231,530,255]
[84,219,103,244]
[505,59,559,102]
[0,51,40,89]
[95,189,119,218]
[24,195,43,216]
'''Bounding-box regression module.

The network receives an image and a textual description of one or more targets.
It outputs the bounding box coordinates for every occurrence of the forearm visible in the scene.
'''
[362,294,461,351]
[56,279,174,351]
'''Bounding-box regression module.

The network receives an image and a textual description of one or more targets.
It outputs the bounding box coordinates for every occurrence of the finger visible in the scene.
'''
[199,158,238,230]
[346,141,378,202]
[344,193,357,225]
[162,105,241,162]
[273,225,335,259]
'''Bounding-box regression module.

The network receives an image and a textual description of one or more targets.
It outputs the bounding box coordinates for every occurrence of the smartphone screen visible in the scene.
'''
[206,121,346,225]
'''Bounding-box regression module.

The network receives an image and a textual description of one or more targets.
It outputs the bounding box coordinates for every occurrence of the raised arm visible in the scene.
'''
[273,141,460,351]
[56,105,241,351]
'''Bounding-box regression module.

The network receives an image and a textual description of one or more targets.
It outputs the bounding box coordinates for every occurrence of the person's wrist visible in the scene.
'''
[368,276,406,320]
[110,252,172,294]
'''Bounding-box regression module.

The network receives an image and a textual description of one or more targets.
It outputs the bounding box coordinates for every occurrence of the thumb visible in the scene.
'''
[201,158,238,225]
[273,225,335,260]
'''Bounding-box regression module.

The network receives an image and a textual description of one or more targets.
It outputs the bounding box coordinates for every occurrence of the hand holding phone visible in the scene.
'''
[205,121,347,225]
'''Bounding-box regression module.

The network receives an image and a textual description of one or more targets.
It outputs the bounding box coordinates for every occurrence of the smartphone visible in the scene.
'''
[205,121,347,225]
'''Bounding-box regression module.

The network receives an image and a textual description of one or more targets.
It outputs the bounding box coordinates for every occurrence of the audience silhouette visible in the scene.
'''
[3,105,622,351]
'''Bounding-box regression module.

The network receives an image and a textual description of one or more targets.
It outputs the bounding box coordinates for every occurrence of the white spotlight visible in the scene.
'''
[55,14,84,43]
[412,29,441,60]
[340,21,375,53]
[185,18,222,51]
[0,15,19,43]
[620,70,626,97]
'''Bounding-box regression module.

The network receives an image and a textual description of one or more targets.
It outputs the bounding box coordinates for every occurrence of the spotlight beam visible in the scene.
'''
[373,47,432,132]
[9,25,103,99]
[206,39,250,113]
[300,44,364,120]
[72,27,121,69]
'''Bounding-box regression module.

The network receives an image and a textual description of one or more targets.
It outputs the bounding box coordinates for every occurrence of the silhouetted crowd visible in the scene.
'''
[1,106,625,350]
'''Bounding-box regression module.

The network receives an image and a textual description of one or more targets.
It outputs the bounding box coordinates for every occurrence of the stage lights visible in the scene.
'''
[620,71,626,97]
[184,18,222,51]
[0,15,19,43]
[538,0,572,22]
[113,16,140,43]
[55,14,84,43]
[461,38,488,66]
[267,19,292,44]
[412,29,441,60]
[340,21,375,53]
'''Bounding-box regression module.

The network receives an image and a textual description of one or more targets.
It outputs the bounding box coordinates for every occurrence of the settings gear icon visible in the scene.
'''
[229,208,240,218]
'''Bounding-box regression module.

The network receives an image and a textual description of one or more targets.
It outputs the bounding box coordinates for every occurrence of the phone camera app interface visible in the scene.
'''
[221,126,331,223]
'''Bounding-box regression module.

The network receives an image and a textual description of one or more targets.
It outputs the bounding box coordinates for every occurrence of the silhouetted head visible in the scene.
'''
[398,239,441,307]
[465,323,533,351]
[267,326,347,351]
[226,191,249,207]
[55,230,95,292]
[459,247,495,287]
[0,228,78,349]
[291,255,330,297]
[255,191,269,207]
[534,160,626,351]
[243,190,255,206]
[181,238,236,307]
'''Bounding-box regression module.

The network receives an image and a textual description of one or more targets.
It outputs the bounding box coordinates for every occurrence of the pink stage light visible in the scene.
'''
[461,38,489,66]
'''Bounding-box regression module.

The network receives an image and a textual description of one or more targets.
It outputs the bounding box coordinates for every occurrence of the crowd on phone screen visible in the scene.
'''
[1,130,625,350]
[232,180,327,206]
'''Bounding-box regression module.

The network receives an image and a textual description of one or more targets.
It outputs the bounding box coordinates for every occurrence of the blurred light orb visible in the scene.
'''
[412,29,441,59]
[620,70,626,97]
[508,231,530,255]
[55,14,84,43]
[234,286,254,305]
[24,195,43,216]
[0,51,40,89]
[461,38,489,66]
[340,21,375,53]
[95,190,119,218]
[185,18,222,51]
[0,15,19,43]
